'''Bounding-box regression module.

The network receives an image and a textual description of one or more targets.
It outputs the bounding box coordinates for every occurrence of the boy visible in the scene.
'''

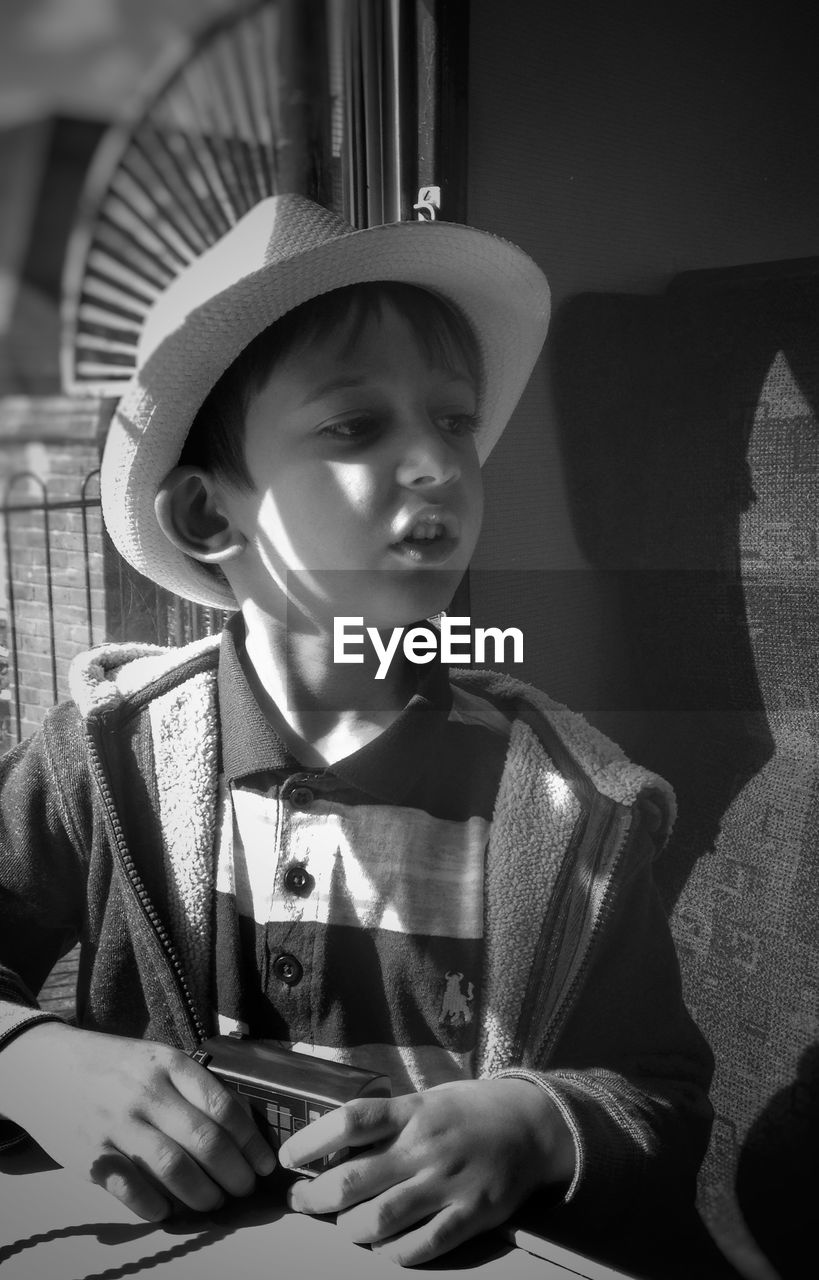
[0,195,712,1267]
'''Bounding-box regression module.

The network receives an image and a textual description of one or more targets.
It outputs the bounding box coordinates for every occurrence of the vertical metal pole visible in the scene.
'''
[1,473,61,737]
[360,0,384,226]
[435,0,469,222]
[334,0,468,228]
[277,0,333,205]
[2,503,22,743]
[81,469,101,648]
[415,0,438,198]
[39,479,59,706]
[335,0,364,224]
[382,0,413,222]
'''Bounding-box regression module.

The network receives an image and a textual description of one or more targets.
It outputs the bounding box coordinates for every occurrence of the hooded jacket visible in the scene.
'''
[0,635,713,1218]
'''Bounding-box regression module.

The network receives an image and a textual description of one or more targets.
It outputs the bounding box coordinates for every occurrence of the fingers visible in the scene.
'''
[278,1096,397,1173]
[168,1056,277,1181]
[134,1105,247,1212]
[91,1055,280,1219]
[279,1086,517,1265]
[134,1057,277,1211]
[333,1174,478,1268]
[90,1115,234,1216]
[333,1175,436,1244]
[287,1146,400,1216]
[91,1097,265,1219]
[371,1204,476,1268]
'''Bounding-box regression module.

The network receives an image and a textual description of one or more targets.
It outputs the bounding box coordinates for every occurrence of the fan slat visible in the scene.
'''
[74,330,142,355]
[78,299,144,329]
[239,10,279,195]
[129,129,214,257]
[219,59,269,208]
[158,78,237,236]
[197,43,259,213]
[175,60,247,223]
[75,360,135,379]
[101,190,192,276]
[110,165,201,267]
[88,241,169,299]
[79,275,150,316]
[256,3,286,189]
[151,88,236,241]
[84,272,157,316]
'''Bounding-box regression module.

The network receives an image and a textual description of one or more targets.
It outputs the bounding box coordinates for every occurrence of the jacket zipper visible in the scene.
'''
[519,800,634,1066]
[85,720,208,1046]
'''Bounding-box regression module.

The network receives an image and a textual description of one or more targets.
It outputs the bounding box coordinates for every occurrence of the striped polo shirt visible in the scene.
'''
[214,616,511,1094]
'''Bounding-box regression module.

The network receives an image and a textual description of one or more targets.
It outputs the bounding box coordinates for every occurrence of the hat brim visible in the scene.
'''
[102,218,550,609]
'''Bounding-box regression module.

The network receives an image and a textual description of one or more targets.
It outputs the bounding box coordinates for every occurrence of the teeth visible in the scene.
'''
[406,520,444,541]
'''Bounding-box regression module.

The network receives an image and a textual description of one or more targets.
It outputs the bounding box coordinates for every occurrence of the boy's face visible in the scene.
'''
[217,300,484,631]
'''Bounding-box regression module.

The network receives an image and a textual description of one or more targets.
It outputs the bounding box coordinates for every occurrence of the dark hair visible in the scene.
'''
[178,281,482,489]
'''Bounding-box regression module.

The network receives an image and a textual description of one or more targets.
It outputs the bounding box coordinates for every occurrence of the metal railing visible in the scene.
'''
[2,470,101,720]
[0,467,225,750]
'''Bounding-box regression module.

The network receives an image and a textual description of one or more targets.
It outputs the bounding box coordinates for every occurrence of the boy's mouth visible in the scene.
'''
[390,512,460,564]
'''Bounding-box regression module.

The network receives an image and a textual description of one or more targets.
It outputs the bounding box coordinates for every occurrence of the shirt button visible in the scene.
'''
[290,785,314,808]
[272,953,303,986]
[283,863,314,896]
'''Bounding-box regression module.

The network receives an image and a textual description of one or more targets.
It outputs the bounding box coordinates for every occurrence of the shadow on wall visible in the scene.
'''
[737,1043,819,1278]
[550,264,819,1280]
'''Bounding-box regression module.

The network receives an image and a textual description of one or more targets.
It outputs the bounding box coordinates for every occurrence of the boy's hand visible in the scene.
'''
[0,1022,277,1221]
[278,1077,576,1266]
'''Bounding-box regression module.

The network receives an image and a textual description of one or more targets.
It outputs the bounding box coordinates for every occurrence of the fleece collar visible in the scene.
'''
[68,633,221,716]
[450,668,676,841]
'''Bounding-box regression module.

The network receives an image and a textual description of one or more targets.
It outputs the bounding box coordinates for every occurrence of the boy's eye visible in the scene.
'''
[438,412,479,437]
[319,417,379,441]
[317,411,478,443]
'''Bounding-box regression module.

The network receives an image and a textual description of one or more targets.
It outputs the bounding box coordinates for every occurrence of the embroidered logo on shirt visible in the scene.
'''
[439,971,475,1027]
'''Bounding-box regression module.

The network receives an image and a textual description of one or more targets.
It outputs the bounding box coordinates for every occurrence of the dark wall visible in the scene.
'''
[466,0,819,723]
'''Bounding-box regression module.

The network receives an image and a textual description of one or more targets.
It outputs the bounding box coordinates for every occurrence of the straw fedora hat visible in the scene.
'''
[101,194,550,609]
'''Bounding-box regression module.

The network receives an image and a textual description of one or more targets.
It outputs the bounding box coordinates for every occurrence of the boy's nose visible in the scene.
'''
[395,420,461,489]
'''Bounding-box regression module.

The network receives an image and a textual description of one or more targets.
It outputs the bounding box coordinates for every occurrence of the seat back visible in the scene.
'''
[552,266,819,1280]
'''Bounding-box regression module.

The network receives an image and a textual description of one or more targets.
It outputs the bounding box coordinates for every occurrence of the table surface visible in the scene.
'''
[0,1144,636,1280]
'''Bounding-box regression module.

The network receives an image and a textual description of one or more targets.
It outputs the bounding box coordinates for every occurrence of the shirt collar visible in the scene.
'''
[218,613,453,803]
[218,614,298,779]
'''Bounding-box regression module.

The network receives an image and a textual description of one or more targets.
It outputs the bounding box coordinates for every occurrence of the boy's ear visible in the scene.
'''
[154,466,246,564]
